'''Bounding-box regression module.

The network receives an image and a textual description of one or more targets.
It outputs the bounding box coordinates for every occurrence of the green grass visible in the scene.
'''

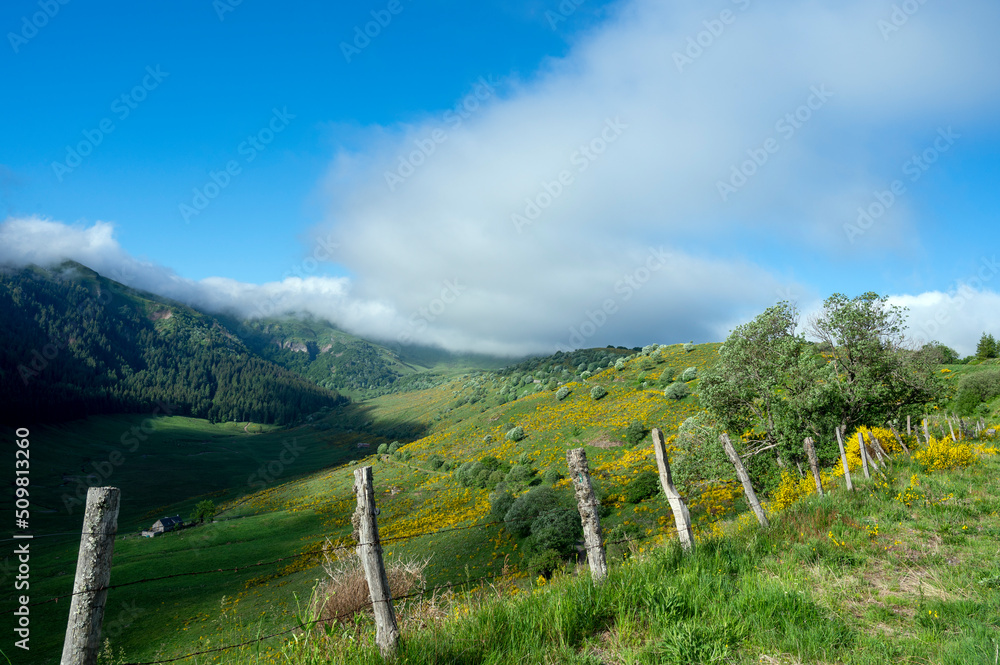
[20,345,1000,664]
[269,452,1000,665]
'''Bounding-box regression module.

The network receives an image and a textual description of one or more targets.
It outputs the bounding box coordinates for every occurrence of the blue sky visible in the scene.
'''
[2,0,999,355]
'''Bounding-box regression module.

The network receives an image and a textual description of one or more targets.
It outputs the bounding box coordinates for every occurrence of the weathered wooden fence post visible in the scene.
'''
[867,432,890,465]
[948,419,957,442]
[567,448,608,581]
[923,418,930,444]
[835,426,853,491]
[803,437,823,496]
[906,415,911,437]
[61,487,120,665]
[352,466,399,659]
[857,432,871,479]
[889,426,910,455]
[650,429,694,551]
[720,433,768,528]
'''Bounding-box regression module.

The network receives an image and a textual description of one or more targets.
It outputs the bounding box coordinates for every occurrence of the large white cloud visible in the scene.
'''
[4,1,999,356]
[315,0,1000,353]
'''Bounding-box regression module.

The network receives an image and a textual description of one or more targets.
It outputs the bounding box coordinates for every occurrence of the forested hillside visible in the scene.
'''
[0,263,346,424]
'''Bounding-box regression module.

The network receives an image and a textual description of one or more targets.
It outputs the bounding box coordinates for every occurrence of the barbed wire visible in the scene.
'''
[119,566,525,665]
[4,514,522,614]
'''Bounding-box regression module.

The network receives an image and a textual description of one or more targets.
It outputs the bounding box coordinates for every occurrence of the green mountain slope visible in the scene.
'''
[0,263,346,425]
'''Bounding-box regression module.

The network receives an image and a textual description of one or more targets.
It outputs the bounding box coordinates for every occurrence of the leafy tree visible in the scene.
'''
[376,443,389,455]
[191,500,216,524]
[623,470,660,503]
[921,342,960,365]
[504,486,560,537]
[977,333,998,359]
[489,489,516,523]
[530,507,582,556]
[807,292,937,434]
[590,385,608,400]
[680,367,698,382]
[505,426,525,442]
[663,381,689,400]
[556,386,570,401]
[507,464,535,484]
[624,420,647,445]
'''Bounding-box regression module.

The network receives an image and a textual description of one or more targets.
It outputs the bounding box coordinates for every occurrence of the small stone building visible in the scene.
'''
[142,515,183,537]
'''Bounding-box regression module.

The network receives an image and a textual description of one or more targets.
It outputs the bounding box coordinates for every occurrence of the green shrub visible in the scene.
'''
[526,549,564,579]
[590,385,608,400]
[624,420,647,445]
[615,358,626,371]
[547,377,558,390]
[518,452,531,465]
[504,486,560,537]
[556,386,570,401]
[581,371,592,380]
[543,468,562,485]
[507,464,535,483]
[387,441,401,454]
[624,470,660,503]
[454,461,475,486]
[683,341,695,352]
[376,443,389,455]
[664,381,689,400]
[657,367,676,386]
[490,489,516,523]
[531,507,582,556]
[505,426,525,442]
[680,366,698,381]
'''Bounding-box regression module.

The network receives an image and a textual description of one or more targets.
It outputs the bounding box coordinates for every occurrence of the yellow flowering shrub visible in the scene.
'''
[913,436,978,471]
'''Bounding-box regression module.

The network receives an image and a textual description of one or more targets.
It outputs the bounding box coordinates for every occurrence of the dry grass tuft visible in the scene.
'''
[312,538,428,627]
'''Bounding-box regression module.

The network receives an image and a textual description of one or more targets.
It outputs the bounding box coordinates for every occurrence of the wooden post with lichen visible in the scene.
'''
[61,487,120,665]
[352,466,399,659]
[948,419,957,442]
[923,418,930,444]
[651,428,694,550]
[836,426,853,491]
[907,415,911,437]
[803,437,823,496]
[567,448,608,581]
[857,432,871,479]
[720,433,768,528]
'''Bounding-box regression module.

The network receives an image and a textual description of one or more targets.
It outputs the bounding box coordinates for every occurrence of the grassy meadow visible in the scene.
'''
[10,343,1000,664]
